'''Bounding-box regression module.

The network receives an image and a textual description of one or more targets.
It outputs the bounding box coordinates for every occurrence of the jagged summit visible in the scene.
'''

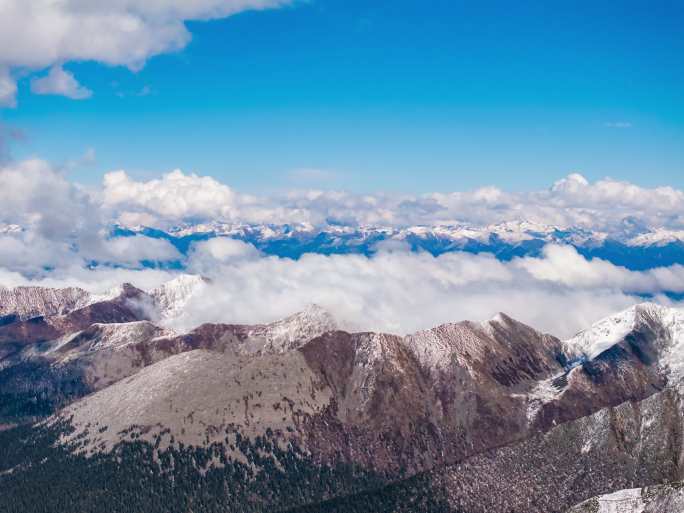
[149,274,209,322]
[244,303,339,353]
[0,285,92,322]
[564,303,684,384]
[564,303,668,358]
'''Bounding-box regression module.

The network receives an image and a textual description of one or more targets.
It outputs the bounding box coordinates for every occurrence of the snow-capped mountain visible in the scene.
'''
[112,220,684,271]
[2,284,684,512]
[149,274,209,322]
[565,303,684,384]
[241,303,338,353]
[0,285,92,323]
[627,228,684,247]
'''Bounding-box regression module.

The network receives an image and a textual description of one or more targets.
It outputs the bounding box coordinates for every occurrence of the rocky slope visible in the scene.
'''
[1,281,684,512]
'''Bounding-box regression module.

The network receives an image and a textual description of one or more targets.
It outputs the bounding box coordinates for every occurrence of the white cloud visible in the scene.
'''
[0,0,291,105]
[154,242,684,338]
[31,65,93,99]
[96,167,684,234]
[0,233,76,275]
[188,238,260,270]
[551,173,589,192]
[103,169,240,224]
[0,158,97,240]
[98,236,182,266]
[0,159,183,273]
[515,245,684,294]
[6,157,684,249]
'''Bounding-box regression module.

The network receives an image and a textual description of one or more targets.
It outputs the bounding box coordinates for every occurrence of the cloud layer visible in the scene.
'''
[101,168,684,234]
[175,239,684,338]
[2,157,684,338]
[0,0,290,106]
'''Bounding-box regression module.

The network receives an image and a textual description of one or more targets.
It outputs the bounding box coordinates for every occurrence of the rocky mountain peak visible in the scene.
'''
[0,285,92,322]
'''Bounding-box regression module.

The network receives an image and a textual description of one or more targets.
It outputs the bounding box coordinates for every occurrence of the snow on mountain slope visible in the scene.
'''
[627,228,684,247]
[405,320,497,370]
[29,321,174,391]
[155,221,593,245]
[0,285,93,321]
[48,321,172,358]
[564,303,684,385]
[405,312,562,376]
[566,482,684,513]
[242,304,338,354]
[124,220,627,252]
[0,275,207,332]
[149,274,208,322]
[564,305,645,360]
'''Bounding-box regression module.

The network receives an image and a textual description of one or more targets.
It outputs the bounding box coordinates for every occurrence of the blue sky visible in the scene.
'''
[1,0,683,193]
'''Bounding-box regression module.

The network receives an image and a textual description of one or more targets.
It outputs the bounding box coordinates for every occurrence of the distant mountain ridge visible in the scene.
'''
[112,221,684,270]
[1,281,684,512]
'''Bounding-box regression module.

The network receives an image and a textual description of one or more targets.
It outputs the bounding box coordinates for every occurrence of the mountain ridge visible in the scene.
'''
[2,282,684,512]
[111,221,684,270]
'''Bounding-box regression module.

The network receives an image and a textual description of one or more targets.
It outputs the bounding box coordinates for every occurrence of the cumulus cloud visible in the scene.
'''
[103,169,240,225]
[0,0,291,105]
[188,238,260,272]
[0,159,182,273]
[5,156,684,252]
[97,236,182,266]
[0,158,97,240]
[31,65,93,99]
[102,169,342,227]
[98,167,684,235]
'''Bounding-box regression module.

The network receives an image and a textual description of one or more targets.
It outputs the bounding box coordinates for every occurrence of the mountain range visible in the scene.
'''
[112,220,684,271]
[1,278,684,512]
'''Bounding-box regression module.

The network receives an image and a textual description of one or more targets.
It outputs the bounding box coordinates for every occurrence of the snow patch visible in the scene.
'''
[150,274,208,323]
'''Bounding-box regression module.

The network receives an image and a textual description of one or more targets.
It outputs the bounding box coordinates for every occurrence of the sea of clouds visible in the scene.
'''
[2,157,684,338]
